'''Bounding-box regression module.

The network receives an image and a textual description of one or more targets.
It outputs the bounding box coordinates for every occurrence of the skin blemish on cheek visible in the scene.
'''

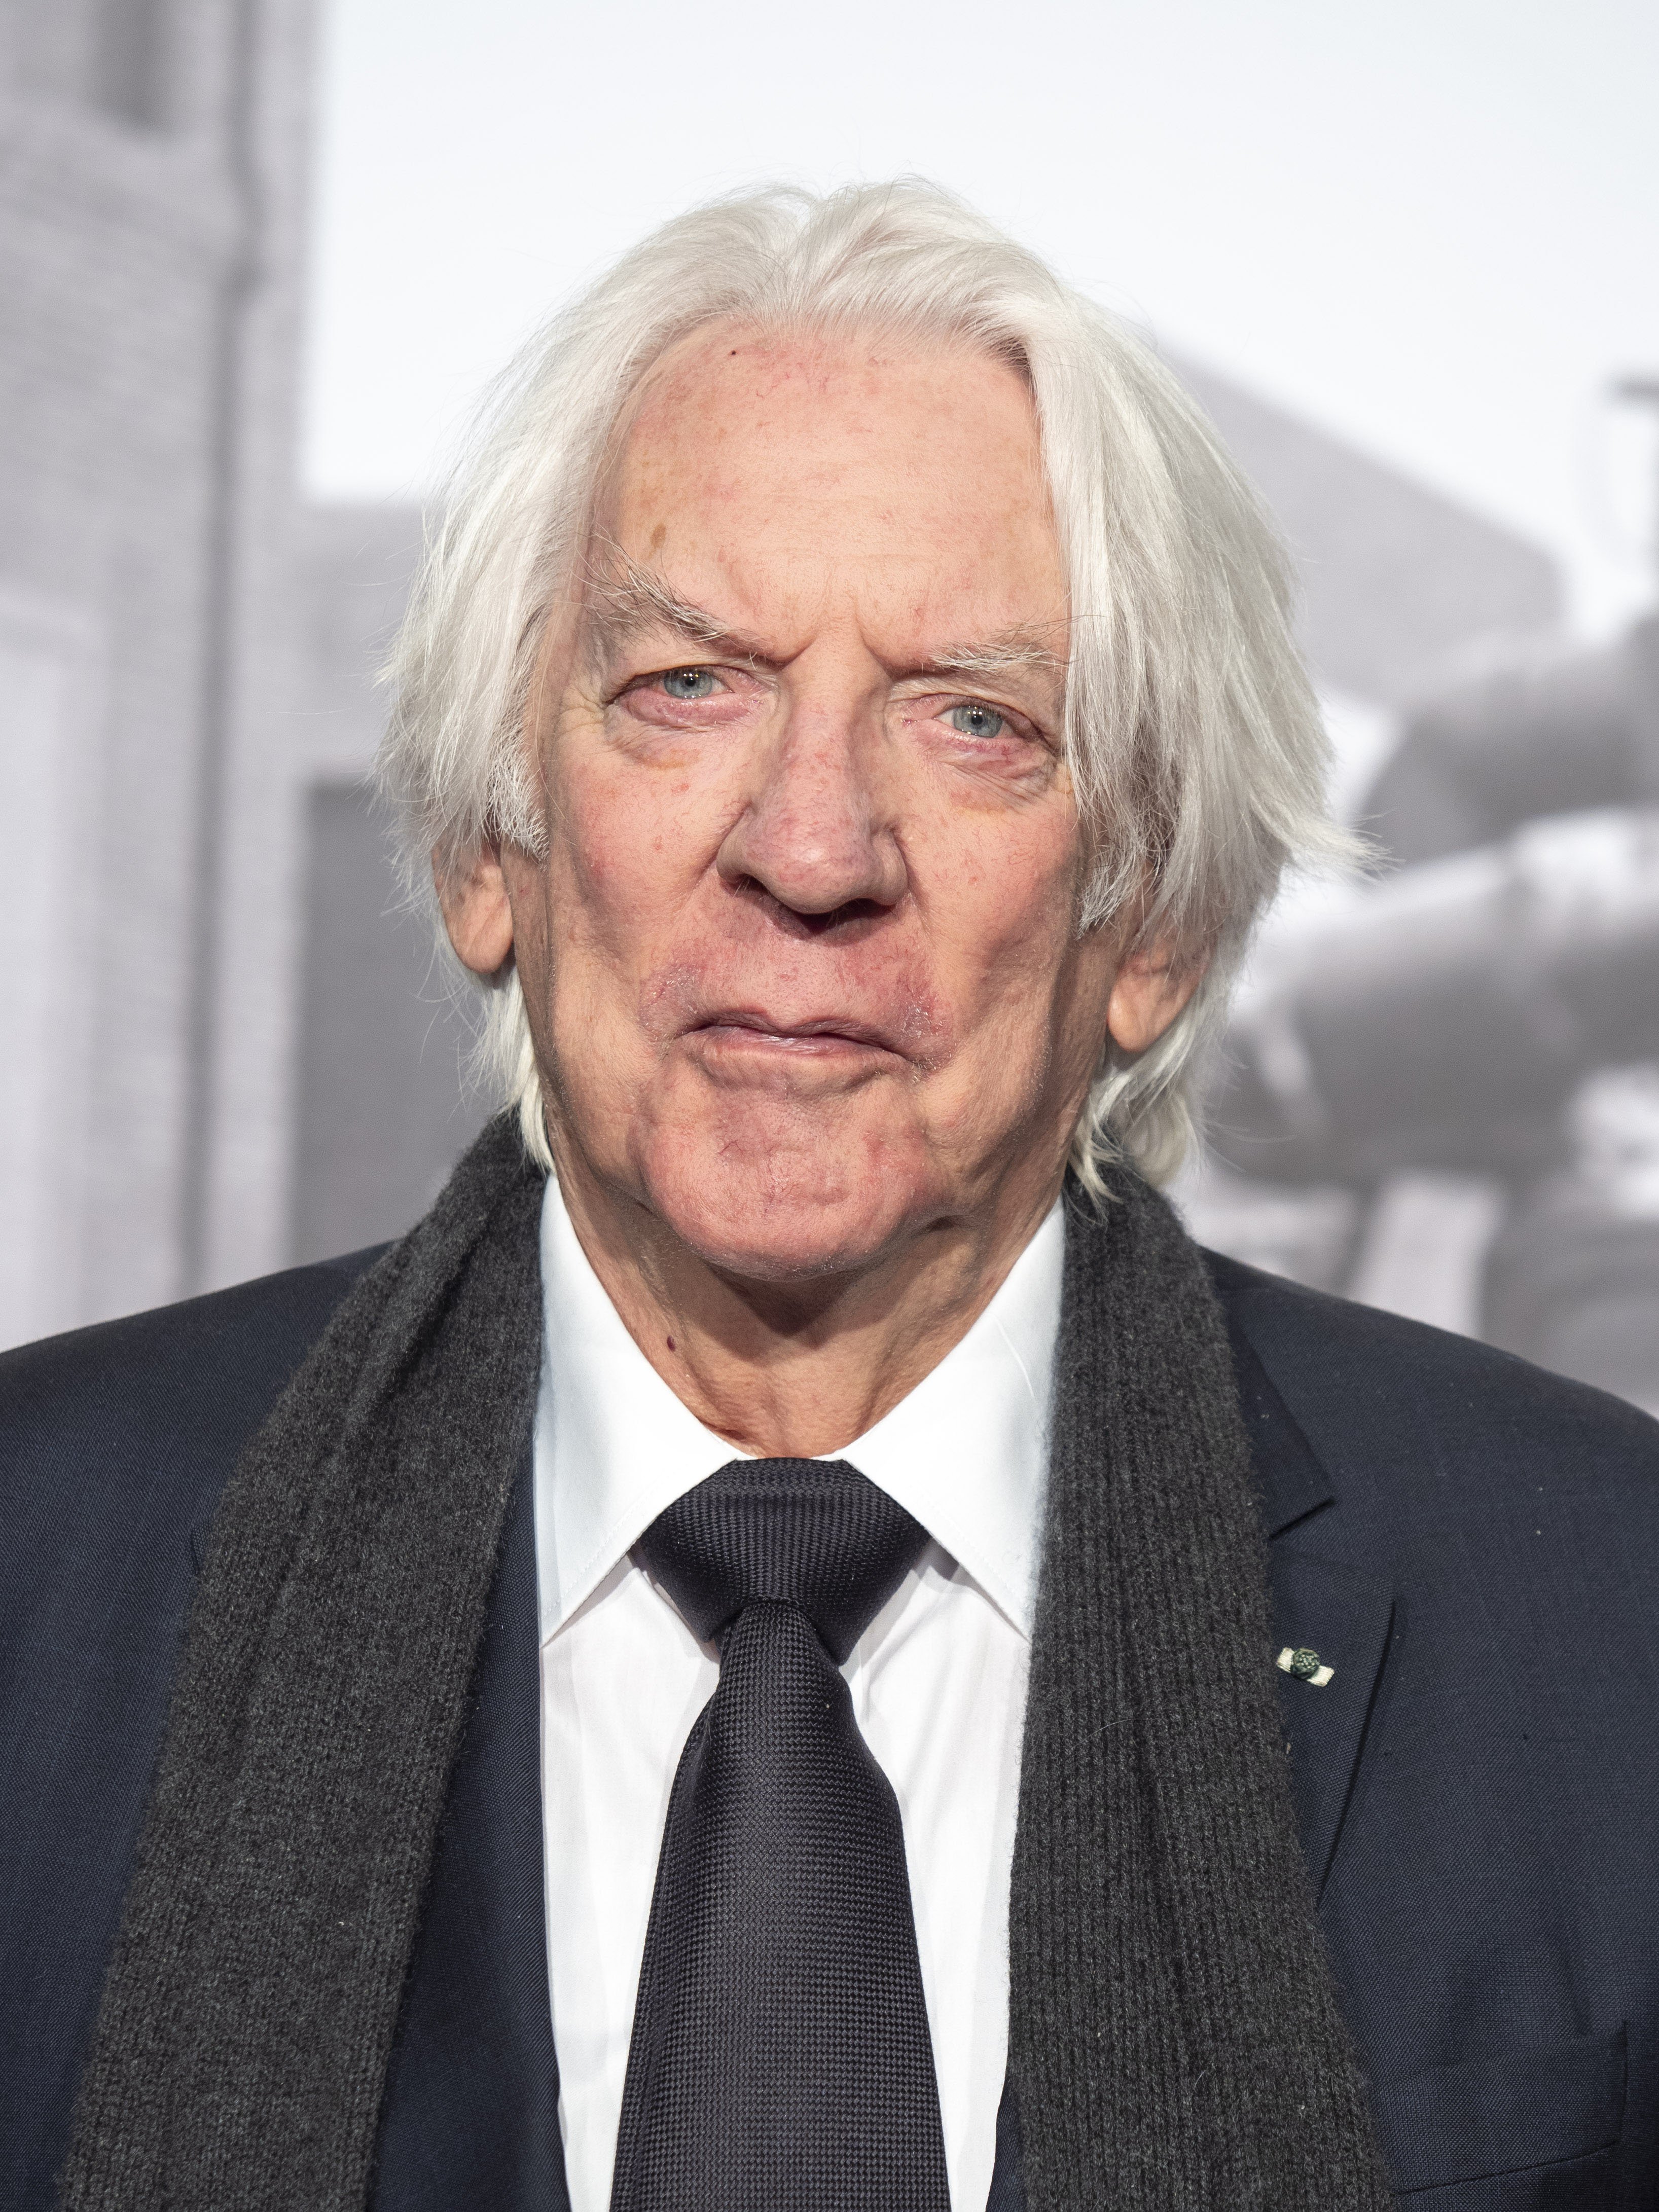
[648,522,666,554]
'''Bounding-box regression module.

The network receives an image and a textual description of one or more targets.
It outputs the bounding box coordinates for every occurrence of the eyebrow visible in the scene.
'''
[581,553,1065,689]
[924,631,1064,682]
[582,556,750,669]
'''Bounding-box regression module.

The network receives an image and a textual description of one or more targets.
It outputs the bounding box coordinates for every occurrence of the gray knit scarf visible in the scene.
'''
[60,1114,1390,2210]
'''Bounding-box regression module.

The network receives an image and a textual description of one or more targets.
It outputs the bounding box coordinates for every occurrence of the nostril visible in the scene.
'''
[793,900,888,939]
[729,878,893,938]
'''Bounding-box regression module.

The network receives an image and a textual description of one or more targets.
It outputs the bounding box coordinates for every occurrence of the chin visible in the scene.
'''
[635,1124,939,1285]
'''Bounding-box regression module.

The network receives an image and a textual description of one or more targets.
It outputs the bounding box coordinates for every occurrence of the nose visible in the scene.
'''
[715,697,908,924]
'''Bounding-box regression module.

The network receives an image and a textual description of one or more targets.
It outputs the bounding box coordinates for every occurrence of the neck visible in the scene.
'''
[548,1142,1065,1459]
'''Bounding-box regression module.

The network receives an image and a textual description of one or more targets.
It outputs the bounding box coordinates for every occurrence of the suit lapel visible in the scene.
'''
[1227,1320,1395,1900]
[986,2073,1028,2210]
[1268,1551,1394,1898]
[372,1448,570,2211]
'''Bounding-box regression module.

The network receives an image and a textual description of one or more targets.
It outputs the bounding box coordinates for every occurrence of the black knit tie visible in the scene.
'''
[609,1459,952,2212]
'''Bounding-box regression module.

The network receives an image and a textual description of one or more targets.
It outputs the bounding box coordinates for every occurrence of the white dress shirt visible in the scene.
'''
[532,1176,1062,2212]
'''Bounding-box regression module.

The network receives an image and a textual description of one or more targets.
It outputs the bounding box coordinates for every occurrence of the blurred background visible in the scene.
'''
[1,0,1656,1412]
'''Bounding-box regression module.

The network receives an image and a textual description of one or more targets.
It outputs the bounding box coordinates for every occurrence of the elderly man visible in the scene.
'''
[4,185,1656,2212]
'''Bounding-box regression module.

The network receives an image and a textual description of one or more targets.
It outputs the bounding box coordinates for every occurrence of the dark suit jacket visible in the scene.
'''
[2,1247,1656,2209]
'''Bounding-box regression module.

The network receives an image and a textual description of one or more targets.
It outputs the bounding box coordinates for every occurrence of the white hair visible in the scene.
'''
[380,179,1347,1189]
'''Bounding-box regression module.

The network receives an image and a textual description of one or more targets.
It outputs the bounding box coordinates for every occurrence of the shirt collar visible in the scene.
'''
[533,1176,1062,1645]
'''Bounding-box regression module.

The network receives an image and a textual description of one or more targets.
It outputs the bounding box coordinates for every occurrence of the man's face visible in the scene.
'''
[502,325,1127,1281]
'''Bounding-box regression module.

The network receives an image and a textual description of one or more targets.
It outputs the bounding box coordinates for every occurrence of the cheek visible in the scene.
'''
[931,813,1082,994]
[550,749,716,941]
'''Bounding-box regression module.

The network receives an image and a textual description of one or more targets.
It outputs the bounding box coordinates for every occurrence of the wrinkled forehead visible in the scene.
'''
[576,319,1069,670]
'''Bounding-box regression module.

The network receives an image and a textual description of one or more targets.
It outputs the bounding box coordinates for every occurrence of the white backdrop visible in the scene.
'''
[304,0,1659,636]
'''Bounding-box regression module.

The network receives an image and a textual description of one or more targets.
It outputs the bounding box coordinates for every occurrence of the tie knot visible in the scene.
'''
[635,1460,929,1665]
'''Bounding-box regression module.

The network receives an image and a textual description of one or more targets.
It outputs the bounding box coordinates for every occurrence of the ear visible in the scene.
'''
[436,840,515,977]
[1106,932,1205,1056]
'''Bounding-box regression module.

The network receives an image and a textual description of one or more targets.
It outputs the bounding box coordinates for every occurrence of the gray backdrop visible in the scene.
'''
[1,0,1652,1414]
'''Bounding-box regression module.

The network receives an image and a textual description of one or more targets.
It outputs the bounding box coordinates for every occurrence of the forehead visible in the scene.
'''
[590,322,1067,649]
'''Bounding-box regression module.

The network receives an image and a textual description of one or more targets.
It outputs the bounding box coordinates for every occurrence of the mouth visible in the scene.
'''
[685,1008,909,1062]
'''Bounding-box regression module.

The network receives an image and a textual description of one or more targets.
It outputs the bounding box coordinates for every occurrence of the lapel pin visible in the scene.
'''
[1277,1645,1335,1687]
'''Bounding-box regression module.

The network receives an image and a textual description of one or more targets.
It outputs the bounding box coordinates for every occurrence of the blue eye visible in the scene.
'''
[948,702,1006,740]
[661,667,718,700]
